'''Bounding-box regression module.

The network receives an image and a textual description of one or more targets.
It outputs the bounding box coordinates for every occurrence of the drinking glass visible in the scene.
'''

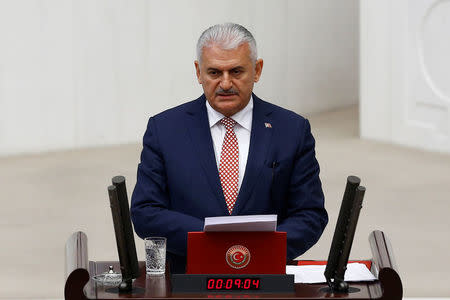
[144,237,166,275]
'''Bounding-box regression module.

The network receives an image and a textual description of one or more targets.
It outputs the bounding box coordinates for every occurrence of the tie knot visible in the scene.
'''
[220,117,237,130]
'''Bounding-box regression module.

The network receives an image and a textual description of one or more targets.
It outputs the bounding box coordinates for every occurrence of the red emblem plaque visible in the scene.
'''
[225,245,251,269]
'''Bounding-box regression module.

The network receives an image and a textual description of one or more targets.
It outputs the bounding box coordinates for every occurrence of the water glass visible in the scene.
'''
[145,237,166,275]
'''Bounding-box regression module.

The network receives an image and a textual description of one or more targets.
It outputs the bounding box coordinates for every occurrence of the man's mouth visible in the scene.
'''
[216,92,238,98]
[216,88,239,98]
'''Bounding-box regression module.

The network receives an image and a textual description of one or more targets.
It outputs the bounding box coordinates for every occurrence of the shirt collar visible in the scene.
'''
[206,96,253,131]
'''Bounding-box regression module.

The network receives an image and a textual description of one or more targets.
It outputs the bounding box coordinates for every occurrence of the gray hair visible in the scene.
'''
[196,23,257,64]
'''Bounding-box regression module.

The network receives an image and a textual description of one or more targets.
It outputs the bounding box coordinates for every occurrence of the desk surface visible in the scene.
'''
[83,261,383,300]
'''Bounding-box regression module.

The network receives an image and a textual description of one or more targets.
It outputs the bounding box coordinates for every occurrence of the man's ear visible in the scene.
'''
[194,60,202,84]
[254,59,263,83]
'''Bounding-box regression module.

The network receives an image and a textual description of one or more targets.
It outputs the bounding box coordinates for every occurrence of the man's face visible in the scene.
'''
[195,43,263,117]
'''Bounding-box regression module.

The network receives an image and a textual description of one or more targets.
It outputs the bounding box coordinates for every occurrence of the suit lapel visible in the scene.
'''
[232,95,274,215]
[185,95,228,213]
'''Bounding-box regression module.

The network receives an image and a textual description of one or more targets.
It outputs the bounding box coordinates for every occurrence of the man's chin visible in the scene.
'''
[214,104,241,117]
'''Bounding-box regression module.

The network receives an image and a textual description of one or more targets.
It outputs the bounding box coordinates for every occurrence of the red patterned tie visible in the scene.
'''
[219,117,239,214]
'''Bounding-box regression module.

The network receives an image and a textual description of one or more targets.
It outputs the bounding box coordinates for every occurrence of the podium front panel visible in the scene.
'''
[187,231,287,274]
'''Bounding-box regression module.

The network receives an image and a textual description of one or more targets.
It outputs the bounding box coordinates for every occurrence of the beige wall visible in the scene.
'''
[0,0,359,156]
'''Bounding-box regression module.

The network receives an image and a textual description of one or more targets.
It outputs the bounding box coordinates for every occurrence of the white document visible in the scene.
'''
[286,263,377,284]
[203,214,277,232]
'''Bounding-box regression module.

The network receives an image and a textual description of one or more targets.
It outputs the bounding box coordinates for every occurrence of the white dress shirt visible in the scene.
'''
[206,97,253,191]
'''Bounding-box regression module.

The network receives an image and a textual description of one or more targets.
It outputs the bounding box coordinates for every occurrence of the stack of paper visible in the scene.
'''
[286,263,377,284]
[203,214,277,232]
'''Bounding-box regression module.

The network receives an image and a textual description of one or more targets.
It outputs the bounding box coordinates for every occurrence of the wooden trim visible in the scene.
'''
[369,230,403,300]
[65,231,89,300]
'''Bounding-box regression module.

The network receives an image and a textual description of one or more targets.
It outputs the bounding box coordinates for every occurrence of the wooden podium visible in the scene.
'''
[64,230,402,299]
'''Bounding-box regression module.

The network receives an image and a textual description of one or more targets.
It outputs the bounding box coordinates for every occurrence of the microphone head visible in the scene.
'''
[347,175,361,185]
[112,175,126,185]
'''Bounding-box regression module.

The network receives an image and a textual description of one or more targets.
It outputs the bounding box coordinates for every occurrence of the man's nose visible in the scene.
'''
[219,73,232,90]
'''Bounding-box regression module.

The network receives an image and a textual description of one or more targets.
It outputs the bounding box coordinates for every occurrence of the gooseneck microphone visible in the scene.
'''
[108,176,140,293]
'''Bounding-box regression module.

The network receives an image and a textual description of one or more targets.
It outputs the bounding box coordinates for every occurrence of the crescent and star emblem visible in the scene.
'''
[225,245,251,269]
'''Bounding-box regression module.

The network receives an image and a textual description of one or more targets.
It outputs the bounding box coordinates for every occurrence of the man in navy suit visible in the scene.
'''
[131,23,328,273]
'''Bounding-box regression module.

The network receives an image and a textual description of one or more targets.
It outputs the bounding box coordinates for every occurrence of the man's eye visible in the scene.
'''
[209,71,218,75]
[232,70,241,74]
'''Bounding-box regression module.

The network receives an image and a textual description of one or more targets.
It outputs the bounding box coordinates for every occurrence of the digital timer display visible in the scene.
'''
[206,277,261,290]
[171,274,294,293]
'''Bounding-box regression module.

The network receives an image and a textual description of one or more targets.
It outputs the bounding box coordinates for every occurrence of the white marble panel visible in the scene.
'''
[361,0,450,152]
[286,0,359,113]
[405,0,450,150]
[420,0,450,102]
[0,0,76,155]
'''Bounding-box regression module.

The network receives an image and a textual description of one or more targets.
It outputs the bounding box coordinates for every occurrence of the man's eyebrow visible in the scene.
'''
[206,66,245,72]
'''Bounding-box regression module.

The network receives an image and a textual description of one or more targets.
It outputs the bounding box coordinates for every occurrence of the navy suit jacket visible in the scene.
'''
[131,94,328,272]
